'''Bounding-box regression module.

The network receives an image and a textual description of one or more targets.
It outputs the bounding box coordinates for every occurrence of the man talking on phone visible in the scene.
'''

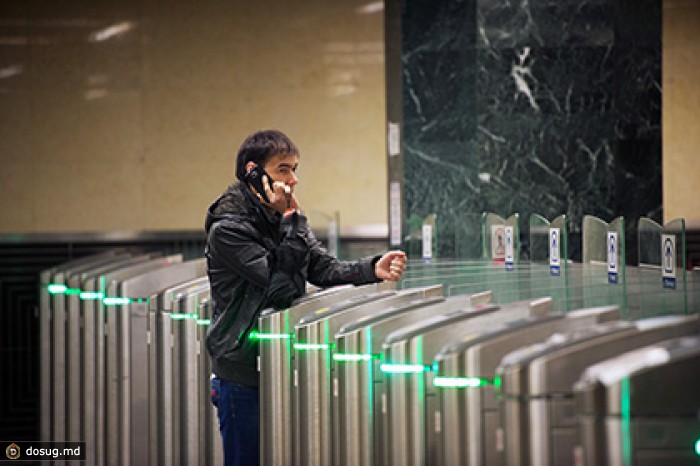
[204,129,407,466]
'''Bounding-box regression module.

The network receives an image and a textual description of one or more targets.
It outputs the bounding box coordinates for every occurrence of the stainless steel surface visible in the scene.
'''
[497,320,634,466]
[383,297,550,466]
[196,297,222,466]
[116,258,206,466]
[496,314,699,466]
[293,285,443,466]
[575,334,700,466]
[148,276,209,466]
[258,282,395,466]
[333,297,443,466]
[605,337,700,466]
[48,252,128,453]
[333,291,492,466]
[431,305,619,466]
[73,254,155,466]
[101,255,184,466]
[382,304,501,466]
[527,315,699,466]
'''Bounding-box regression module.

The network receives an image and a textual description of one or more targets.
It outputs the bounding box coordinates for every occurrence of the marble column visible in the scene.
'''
[386,0,662,262]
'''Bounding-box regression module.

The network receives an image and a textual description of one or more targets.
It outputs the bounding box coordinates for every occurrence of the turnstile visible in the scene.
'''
[148,276,209,466]
[497,314,699,466]
[332,290,493,466]
[574,335,700,466]
[104,257,206,466]
[258,282,395,466]
[71,254,158,466]
[382,297,552,466]
[293,285,444,466]
[42,251,132,448]
[197,298,223,466]
[433,305,620,466]
[172,282,211,466]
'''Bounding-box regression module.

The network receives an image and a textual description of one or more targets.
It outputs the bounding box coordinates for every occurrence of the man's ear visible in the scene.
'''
[245,161,257,174]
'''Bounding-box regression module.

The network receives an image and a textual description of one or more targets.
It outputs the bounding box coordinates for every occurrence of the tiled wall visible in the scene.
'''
[0,0,387,232]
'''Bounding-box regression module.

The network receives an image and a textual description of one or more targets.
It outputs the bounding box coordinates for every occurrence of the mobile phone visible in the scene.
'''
[244,163,274,203]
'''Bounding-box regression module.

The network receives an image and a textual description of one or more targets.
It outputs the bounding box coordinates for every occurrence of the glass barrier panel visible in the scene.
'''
[407,214,424,260]
[528,214,575,311]
[582,216,628,317]
[454,213,485,260]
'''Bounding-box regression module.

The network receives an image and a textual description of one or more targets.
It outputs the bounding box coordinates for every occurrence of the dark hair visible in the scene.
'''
[235,129,299,181]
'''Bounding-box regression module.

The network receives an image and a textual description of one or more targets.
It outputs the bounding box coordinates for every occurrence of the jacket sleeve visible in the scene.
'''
[208,217,307,309]
[300,222,381,287]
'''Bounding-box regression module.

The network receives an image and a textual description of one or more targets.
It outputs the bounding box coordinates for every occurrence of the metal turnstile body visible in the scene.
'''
[40,251,125,443]
[332,290,493,466]
[574,336,700,466]
[170,284,211,466]
[72,254,157,466]
[95,255,184,466]
[148,276,209,466]
[104,257,206,466]
[382,297,551,466]
[433,305,619,466]
[258,282,394,466]
[42,251,129,448]
[293,285,444,466]
[197,298,223,466]
[498,315,699,466]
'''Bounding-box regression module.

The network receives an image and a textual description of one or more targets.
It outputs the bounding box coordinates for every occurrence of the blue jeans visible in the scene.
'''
[210,376,260,466]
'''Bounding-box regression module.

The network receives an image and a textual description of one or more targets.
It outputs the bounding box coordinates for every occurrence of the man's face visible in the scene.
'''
[263,152,299,192]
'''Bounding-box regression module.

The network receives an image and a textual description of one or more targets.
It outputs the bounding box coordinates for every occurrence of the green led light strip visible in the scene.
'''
[332,353,374,362]
[196,318,211,326]
[695,438,700,457]
[249,331,291,340]
[49,284,148,305]
[379,363,430,374]
[170,313,198,320]
[47,284,80,295]
[433,376,489,388]
[47,284,67,294]
[293,342,330,351]
[103,297,132,306]
[621,377,632,466]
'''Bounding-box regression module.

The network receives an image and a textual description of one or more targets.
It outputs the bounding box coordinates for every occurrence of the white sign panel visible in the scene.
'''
[505,226,514,271]
[388,122,400,156]
[661,234,676,289]
[607,231,618,284]
[422,224,433,261]
[549,227,560,276]
[389,182,402,246]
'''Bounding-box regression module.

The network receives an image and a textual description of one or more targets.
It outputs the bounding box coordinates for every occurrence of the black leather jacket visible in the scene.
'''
[204,182,380,386]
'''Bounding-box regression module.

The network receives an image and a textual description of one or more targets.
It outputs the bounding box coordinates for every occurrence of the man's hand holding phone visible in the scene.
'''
[260,175,298,215]
[244,164,298,215]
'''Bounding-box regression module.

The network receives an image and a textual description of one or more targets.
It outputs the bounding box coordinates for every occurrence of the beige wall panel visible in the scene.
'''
[0,163,35,230]
[32,161,145,231]
[142,14,249,90]
[0,92,34,163]
[663,0,700,223]
[141,88,248,165]
[142,159,214,230]
[30,90,143,166]
[0,0,386,233]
